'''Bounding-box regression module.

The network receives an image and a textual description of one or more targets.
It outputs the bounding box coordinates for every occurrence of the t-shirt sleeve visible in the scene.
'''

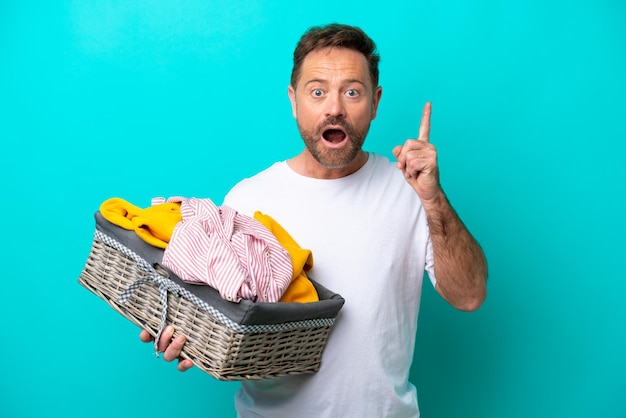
[221,180,258,217]
[425,230,437,287]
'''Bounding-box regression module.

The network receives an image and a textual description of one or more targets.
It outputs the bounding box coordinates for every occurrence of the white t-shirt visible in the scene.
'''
[223,153,436,418]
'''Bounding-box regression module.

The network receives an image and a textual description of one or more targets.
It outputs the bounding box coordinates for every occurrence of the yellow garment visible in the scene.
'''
[100,198,182,249]
[254,212,319,303]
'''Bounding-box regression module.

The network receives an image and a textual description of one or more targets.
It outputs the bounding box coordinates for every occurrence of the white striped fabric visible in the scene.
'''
[161,198,293,303]
[151,196,187,206]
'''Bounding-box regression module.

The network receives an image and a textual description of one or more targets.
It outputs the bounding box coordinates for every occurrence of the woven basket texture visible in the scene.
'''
[78,238,332,381]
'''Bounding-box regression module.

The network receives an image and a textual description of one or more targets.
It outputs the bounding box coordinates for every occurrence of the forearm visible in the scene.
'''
[423,191,487,311]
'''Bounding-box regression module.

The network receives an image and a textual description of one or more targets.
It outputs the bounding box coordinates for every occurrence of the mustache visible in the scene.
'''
[317,116,353,135]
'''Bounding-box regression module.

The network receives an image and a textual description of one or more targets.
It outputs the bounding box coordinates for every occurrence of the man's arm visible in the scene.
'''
[422,191,487,311]
[393,102,487,311]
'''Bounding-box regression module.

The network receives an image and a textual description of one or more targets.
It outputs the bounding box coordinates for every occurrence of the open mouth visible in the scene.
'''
[322,128,347,143]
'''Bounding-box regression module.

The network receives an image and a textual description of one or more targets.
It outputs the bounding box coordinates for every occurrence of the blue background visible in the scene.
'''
[1,1,625,417]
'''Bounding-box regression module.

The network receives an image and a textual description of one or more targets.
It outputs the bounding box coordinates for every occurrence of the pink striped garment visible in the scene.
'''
[161,198,293,303]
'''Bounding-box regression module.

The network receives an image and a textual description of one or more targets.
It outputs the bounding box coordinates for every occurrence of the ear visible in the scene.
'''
[370,86,383,120]
[288,85,297,118]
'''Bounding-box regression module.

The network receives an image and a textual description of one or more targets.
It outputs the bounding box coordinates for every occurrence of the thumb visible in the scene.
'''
[392,145,402,159]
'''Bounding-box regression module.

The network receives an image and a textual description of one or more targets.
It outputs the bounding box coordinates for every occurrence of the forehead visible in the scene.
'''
[298,47,371,86]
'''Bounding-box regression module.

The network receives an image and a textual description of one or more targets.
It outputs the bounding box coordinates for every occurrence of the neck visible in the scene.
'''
[288,149,369,179]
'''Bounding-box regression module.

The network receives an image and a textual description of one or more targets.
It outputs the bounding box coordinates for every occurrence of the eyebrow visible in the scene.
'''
[304,78,367,88]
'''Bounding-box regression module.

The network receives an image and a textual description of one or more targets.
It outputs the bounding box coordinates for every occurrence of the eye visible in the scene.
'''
[312,89,323,97]
[346,89,359,97]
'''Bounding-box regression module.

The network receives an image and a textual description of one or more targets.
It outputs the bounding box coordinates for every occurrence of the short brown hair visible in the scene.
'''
[290,23,380,89]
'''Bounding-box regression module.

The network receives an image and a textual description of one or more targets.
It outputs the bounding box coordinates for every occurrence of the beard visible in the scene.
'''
[296,116,370,169]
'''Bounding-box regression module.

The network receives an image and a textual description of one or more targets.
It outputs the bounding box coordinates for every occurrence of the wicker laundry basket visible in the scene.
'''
[78,212,345,381]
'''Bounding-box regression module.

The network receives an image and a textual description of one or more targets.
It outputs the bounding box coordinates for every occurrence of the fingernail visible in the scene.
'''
[165,325,174,335]
[175,334,186,343]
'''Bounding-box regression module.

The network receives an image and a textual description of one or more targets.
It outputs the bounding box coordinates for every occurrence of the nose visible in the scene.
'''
[324,92,346,118]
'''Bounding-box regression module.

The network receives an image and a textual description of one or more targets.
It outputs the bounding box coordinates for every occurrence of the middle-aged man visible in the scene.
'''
[143,23,488,417]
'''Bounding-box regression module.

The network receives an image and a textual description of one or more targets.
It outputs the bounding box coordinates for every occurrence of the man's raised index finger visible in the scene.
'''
[418,102,432,142]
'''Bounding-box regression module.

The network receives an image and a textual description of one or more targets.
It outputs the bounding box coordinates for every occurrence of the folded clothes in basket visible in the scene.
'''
[100,197,319,304]
[78,211,345,380]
